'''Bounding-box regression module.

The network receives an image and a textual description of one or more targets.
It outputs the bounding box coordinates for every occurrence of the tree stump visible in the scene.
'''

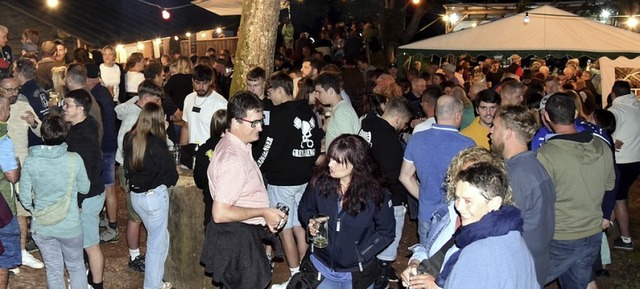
[165,171,218,289]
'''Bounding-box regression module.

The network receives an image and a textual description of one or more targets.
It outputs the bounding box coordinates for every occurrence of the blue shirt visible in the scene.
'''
[531,119,609,151]
[404,124,475,221]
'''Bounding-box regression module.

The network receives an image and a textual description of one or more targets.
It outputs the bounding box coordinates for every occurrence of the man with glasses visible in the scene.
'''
[202,91,287,289]
[1,74,45,274]
[180,65,227,147]
[63,89,105,289]
[461,89,501,149]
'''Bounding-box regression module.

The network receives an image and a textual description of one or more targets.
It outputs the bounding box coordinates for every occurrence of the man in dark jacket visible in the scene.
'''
[359,97,412,288]
[63,89,105,289]
[13,58,49,147]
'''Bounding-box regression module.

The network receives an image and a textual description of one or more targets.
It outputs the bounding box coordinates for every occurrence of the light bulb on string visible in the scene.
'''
[162,9,171,20]
[524,12,530,24]
[47,0,59,8]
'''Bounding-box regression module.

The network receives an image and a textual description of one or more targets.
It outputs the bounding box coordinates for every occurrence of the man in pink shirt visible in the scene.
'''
[202,91,287,289]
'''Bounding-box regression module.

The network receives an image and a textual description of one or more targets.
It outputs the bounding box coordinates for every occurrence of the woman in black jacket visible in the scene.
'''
[193,109,227,226]
[298,134,395,289]
[124,102,178,289]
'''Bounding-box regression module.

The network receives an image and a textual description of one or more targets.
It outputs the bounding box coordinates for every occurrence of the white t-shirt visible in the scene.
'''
[183,90,228,144]
[100,63,121,100]
[125,71,145,93]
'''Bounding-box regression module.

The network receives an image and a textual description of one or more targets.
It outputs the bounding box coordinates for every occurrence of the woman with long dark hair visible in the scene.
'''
[123,102,178,289]
[297,134,395,289]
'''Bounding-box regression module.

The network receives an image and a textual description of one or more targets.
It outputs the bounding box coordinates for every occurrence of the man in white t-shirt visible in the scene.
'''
[180,65,227,145]
[99,46,123,102]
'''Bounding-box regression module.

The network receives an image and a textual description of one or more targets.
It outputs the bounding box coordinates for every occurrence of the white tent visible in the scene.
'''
[193,0,243,16]
[399,5,640,59]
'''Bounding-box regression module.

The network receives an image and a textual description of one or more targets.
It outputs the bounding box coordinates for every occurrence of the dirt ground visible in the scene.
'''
[8,177,640,289]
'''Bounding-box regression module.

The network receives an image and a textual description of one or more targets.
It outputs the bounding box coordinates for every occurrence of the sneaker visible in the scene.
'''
[271,280,289,289]
[374,260,390,289]
[25,234,39,252]
[387,266,399,283]
[9,267,20,276]
[613,237,634,250]
[22,250,44,269]
[128,255,145,272]
[99,227,120,244]
[160,281,172,289]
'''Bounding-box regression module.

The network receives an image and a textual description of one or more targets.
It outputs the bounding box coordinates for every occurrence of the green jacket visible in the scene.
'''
[537,132,615,240]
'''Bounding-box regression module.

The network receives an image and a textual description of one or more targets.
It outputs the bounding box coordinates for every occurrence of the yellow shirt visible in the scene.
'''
[461,116,490,149]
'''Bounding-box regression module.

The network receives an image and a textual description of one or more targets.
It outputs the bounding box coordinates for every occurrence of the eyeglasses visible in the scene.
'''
[0,87,19,94]
[238,118,264,128]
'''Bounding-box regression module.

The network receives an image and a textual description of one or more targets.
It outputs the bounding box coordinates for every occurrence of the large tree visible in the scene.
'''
[229,0,281,96]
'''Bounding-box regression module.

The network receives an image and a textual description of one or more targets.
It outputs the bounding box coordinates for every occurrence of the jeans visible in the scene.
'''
[377,206,406,261]
[417,220,431,249]
[131,185,170,289]
[32,232,87,289]
[545,233,601,289]
[317,278,374,289]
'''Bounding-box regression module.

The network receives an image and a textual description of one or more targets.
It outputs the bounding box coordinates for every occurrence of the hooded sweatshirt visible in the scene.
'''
[66,116,104,204]
[115,97,142,164]
[19,144,90,238]
[536,132,615,240]
[608,93,640,164]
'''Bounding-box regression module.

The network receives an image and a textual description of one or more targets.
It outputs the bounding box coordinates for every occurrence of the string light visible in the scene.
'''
[162,9,171,20]
[524,12,530,23]
[215,27,223,34]
[137,42,144,50]
[185,32,191,37]
[411,0,420,4]
[628,17,639,28]
[47,0,59,8]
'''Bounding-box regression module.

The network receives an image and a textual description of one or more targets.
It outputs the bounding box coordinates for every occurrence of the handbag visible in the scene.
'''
[32,154,76,226]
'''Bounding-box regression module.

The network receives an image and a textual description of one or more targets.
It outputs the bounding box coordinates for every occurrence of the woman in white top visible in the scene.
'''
[99,46,122,102]
[125,52,145,99]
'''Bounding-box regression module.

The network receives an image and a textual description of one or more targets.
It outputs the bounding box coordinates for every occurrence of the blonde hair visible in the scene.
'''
[129,102,166,171]
[444,147,512,205]
[174,56,193,74]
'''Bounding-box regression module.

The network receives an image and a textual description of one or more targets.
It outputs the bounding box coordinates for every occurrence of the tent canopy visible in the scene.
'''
[194,0,243,16]
[399,5,640,59]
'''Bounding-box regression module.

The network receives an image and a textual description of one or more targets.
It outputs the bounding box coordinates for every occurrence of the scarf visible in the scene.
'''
[435,205,523,287]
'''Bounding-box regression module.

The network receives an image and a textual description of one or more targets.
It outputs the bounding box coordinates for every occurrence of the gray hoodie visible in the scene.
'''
[115,97,141,164]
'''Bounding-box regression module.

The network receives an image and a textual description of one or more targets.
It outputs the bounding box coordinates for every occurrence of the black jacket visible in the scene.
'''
[359,113,409,206]
[66,116,104,205]
[123,134,178,193]
[298,176,395,272]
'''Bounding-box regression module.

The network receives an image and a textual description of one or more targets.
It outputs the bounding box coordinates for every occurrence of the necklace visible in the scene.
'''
[194,95,210,107]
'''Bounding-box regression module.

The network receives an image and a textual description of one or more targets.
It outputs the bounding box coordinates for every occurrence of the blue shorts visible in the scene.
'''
[101,151,116,186]
[81,193,105,248]
[0,216,21,268]
[267,183,306,229]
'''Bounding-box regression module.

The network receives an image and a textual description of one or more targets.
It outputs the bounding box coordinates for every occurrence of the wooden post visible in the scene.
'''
[229,0,280,97]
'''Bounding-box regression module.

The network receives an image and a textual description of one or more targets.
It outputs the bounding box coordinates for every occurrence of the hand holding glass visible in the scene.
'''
[309,214,329,248]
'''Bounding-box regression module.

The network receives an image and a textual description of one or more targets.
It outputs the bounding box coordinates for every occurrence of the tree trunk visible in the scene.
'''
[229,0,280,97]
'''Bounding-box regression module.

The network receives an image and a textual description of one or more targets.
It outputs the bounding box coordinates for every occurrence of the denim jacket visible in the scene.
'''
[409,201,457,262]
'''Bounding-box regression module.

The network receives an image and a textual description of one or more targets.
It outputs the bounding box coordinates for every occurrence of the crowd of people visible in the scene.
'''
[0,19,638,289]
